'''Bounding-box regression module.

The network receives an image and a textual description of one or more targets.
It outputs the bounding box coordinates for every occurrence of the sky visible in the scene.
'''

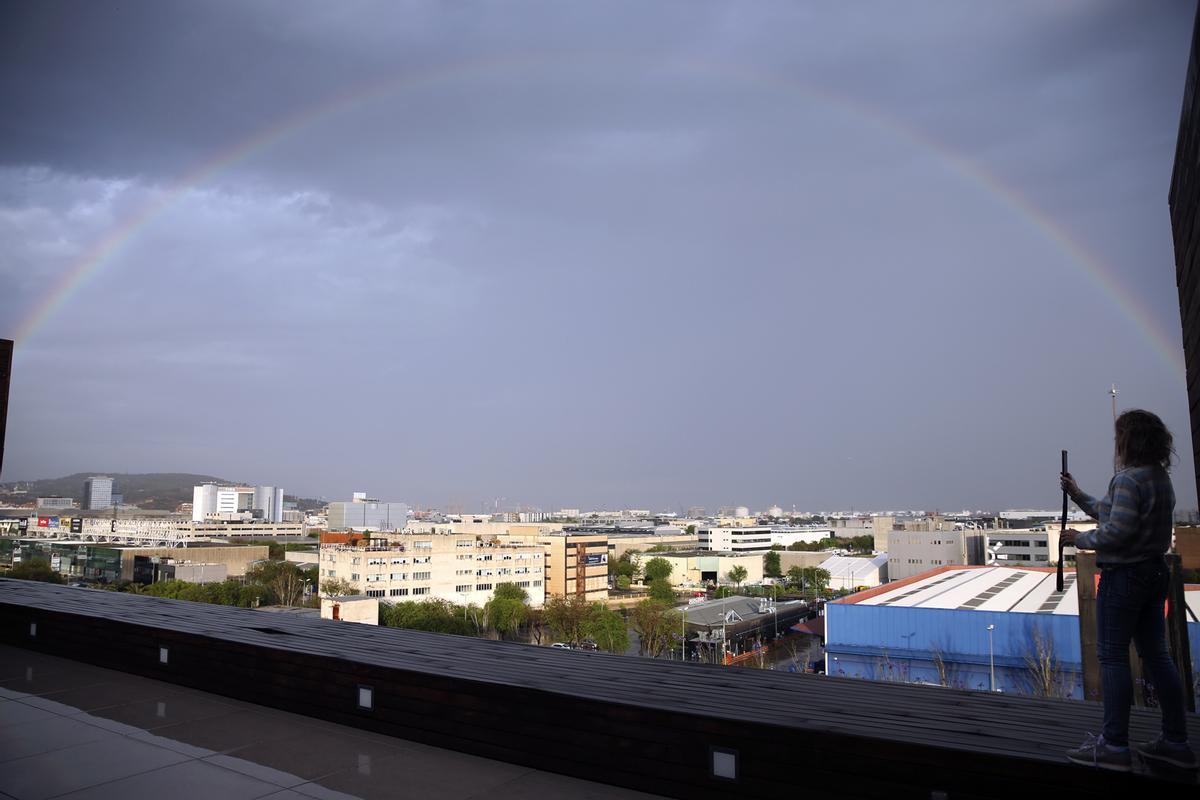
[1,1,1197,513]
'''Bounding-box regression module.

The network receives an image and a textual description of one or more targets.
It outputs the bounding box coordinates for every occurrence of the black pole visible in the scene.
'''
[1057,450,1068,592]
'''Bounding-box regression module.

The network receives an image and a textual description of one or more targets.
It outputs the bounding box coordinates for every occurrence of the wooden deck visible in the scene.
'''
[1,579,1197,798]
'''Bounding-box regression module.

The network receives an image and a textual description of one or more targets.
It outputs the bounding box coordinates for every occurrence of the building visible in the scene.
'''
[983,524,1094,567]
[327,498,409,531]
[36,497,75,509]
[496,531,608,601]
[652,550,763,588]
[193,484,285,523]
[606,529,699,560]
[1172,6,1200,506]
[825,565,1200,698]
[698,525,831,553]
[82,476,113,510]
[319,533,546,607]
[887,529,986,582]
[819,554,889,591]
[683,595,811,664]
[0,539,269,583]
[778,550,839,573]
[830,515,895,551]
[321,595,379,625]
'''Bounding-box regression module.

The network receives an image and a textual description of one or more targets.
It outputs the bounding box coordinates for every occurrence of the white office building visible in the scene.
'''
[698,526,830,553]
[192,484,285,523]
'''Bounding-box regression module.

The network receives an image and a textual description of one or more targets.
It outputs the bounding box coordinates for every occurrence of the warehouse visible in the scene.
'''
[825,565,1200,699]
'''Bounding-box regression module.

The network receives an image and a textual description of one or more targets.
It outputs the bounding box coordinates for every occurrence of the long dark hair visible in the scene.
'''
[1115,409,1175,470]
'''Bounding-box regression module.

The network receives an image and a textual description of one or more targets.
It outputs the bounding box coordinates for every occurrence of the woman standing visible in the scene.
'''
[1060,409,1194,771]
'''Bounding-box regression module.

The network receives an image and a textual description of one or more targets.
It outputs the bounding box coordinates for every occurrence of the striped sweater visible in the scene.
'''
[1072,464,1175,565]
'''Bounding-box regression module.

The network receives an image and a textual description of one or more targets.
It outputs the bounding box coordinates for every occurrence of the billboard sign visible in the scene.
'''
[17,518,27,531]
[37,517,49,528]
[70,518,83,534]
[47,517,60,529]
[583,553,608,566]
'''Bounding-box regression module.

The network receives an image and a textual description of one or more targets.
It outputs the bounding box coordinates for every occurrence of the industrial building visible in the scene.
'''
[820,553,889,590]
[697,526,829,553]
[0,539,270,583]
[887,529,985,582]
[319,533,546,607]
[683,595,811,664]
[326,497,410,531]
[192,484,285,523]
[825,565,1200,698]
[652,550,763,588]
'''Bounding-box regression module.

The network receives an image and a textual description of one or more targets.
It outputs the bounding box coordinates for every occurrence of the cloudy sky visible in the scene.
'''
[1,1,1196,512]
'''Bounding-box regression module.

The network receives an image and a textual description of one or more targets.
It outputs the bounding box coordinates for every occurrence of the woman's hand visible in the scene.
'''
[1060,528,1079,547]
[1060,471,1081,500]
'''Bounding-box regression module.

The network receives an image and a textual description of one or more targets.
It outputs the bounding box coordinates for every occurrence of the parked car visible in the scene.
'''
[550,642,572,649]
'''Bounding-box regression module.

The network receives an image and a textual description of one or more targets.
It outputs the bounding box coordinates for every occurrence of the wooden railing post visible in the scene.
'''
[1075,553,1102,702]
[1166,552,1197,712]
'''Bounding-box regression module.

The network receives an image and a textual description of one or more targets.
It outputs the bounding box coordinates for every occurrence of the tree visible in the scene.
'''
[320,577,357,598]
[725,565,748,590]
[7,558,64,584]
[685,524,696,535]
[382,599,476,636]
[485,596,527,640]
[270,565,305,607]
[786,565,805,588]
[645,543,674,553]
[648,578,676,603]
[763,551,782,578]
[629,600,683,658]
[485,582,529,640]
[616,575,632,591]
[492,582,529,602]
[643,557,673,583]
[543,594,592,644]
[585,604,629,653]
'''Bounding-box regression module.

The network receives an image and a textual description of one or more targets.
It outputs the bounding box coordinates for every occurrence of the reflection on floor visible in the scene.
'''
[0,644,661,800]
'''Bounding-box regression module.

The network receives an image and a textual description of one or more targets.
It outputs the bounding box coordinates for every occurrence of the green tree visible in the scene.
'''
[7,558,64,584]
[725,565,748,590]
[648,578,676,603]
[382,599,476,636]
[786,565,805,588]
[585,604,629,653]
[616,575,632,591]
[685,524,696,535]
[645,543,674,553]
[643,557,673,583]
[485,582,529,640]
[543,594,592,644]
[629,600,683,658]
[763,551,782,578]
[320,577,357,598]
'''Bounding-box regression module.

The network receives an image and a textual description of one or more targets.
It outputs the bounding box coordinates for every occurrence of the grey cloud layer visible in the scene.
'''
[0,1,1195,511]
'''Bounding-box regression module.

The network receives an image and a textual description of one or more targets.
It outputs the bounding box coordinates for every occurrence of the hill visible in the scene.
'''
[0,473,235,512]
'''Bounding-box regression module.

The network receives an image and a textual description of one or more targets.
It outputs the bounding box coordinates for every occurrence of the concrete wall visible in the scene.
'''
[118,545,270,581]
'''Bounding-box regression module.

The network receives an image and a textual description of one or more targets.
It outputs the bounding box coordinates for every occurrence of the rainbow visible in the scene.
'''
[11,53,1187,377]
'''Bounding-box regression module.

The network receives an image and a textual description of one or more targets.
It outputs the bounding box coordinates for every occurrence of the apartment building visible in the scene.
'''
[319,533,547,607]
[494,531,608,600]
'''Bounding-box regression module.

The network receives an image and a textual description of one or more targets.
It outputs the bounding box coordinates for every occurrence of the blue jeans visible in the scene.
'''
[1097,557,1187,746]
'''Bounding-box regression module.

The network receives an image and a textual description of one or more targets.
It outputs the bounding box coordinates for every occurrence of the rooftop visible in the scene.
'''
[844,565,1200,617]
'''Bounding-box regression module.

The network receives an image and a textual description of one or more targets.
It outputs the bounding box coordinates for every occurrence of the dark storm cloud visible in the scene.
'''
[0,1,1196,512]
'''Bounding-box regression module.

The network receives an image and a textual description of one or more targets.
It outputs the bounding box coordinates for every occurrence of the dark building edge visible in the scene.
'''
[1171,5,1200,506]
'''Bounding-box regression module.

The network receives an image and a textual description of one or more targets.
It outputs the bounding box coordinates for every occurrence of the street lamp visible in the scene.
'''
[986,624,996,692]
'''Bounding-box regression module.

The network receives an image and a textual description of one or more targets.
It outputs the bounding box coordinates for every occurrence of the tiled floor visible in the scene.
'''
[0,645,662,800]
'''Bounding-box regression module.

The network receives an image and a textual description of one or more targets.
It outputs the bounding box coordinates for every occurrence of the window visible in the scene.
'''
[413,571,431,580]
[456,584,473,592]
[390,573,407,581]
[412,556,431,565]
[412,587,430,595]
[350,573,360,581]
[365,574,383,583]
[414,541,432,549]
[533,580,542,587]
[389,588,409,597]
[456,540,473,548]
[476,583,492,591]
[390,558,407,565]
[366,590,385,598]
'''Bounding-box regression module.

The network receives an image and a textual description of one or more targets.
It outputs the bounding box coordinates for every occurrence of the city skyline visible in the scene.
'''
[1,2,1197,510]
